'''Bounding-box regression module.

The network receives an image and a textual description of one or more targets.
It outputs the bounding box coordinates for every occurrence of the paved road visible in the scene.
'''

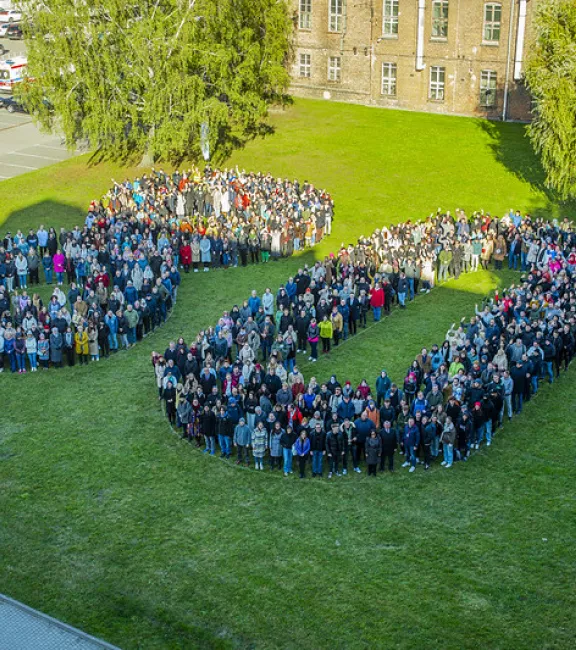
[0,110,78,181]
[0,37,79,181]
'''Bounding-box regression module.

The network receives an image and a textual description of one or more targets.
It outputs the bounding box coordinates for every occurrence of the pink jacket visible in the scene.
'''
[53,253,65,273]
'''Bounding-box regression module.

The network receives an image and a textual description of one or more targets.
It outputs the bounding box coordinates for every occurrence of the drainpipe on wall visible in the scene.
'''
[340,0,348,55]
[502,0,516,121]
[416,0,426,71]
[514,0,527,80]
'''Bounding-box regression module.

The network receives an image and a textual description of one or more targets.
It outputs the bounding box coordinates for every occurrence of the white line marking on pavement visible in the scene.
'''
[0,161,37,169]
[0,174,10,179]
[34,144,68,151]
[8,151,62,161]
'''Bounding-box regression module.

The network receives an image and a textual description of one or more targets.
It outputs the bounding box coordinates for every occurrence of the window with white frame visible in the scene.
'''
[329,0,344,33]
[299,0,312,30]
[328,56,342,82]
[299,53,311,78]
[483,3,502,43]
[381,62,397,96]
[480,70,497,106]
[382,0,399,37]
[429,66,445,100]
[431,0,449,39]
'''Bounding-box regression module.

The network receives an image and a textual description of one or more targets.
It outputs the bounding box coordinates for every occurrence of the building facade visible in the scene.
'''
[290,0,536,120]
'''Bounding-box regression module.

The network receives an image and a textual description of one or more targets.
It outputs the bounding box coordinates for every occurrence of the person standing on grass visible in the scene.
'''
[369,282,385,322]
[74,325,89,365]
[269,421,284,471]
[294,430,311,479]
[216,406,232,459]
[200,404,217,456]
[280,425,297,476]
[233,417,252,466]
[365,429,382,476]
[310,422,326,477]
[353,411,375,473]
[326,421,345,478]
[379,420,396,472]
[401,416,420,473]
[251,421,268,471]
[307,317,320,362]
[319,315,333,355]
[422,415,437,470]
[49,327,63,368]
[25,330,37,372]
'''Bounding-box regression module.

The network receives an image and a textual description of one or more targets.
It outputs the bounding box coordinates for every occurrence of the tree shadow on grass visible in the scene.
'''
[476,120,576,219]
[1,199,85,234]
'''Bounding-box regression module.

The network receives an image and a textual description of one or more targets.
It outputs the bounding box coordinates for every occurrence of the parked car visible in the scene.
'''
[0,9,22,22]
[5,21,21,39]
[0,95,25,113]
[0,21,10,36]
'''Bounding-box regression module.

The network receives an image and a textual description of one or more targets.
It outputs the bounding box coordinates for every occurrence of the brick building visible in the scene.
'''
[290,0,536,120]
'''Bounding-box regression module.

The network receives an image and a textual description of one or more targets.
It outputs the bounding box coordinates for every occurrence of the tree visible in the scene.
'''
[18,0,293,163]
[525,0,576,200]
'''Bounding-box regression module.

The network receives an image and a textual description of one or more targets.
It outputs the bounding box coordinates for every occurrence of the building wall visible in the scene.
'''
[290,0,536,121]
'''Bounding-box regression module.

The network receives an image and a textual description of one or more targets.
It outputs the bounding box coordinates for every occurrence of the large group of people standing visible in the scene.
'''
[0,167,333,373]
[153,209,576,477]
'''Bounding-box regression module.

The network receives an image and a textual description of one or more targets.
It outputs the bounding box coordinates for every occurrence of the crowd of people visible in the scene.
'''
[0,167,333,373]
[153,209,576,477]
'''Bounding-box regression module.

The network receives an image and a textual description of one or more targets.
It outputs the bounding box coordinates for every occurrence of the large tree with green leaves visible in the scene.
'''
[18,0,293,163]
[525,0,576,200]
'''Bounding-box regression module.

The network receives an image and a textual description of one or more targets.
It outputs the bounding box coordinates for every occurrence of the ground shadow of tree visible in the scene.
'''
[477,120,576,219]
[85,100,291,169]
[2,199,85,234]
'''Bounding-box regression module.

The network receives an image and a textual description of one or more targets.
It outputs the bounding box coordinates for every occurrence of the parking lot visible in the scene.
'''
[0,36,80,181]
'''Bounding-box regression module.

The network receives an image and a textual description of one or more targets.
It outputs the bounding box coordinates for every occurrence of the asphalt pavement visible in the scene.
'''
[0,36,80,181]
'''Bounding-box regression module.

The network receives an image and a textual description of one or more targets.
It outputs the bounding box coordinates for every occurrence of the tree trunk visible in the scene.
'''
[139,126,155,167]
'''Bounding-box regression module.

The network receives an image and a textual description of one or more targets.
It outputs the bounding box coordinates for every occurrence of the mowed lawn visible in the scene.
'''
[0,100,575,650]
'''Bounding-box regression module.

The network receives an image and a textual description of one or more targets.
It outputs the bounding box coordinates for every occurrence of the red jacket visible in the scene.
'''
[180,244,192,265]
[370,287,384,308]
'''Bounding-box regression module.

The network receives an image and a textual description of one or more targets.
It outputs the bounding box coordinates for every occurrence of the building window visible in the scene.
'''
[429,66,445,100]
[382,0,399,37]
[480,70,497,107]
[483,3,501,43]
[299,0,312,30]
[328,56,342,82]
[431,0,449,39]
[381,62,397,96]
[299,53,311,78]
[329,0,344,33]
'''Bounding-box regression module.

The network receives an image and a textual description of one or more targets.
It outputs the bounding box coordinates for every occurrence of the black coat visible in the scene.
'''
[379,427,397,454]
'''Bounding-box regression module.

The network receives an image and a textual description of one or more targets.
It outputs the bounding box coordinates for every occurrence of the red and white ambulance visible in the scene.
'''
[0,56,27,92]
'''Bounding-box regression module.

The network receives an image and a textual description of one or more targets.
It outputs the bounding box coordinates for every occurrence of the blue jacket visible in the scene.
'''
[402,424,420,448]
[337,398,355,421]
[294,437,310,456]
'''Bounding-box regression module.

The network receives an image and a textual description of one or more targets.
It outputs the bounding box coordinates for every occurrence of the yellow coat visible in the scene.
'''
[74,331,89,355]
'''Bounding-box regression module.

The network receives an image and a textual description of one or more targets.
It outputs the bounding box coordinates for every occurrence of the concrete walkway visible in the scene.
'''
[0,594,121,649]
[0,111,79,181]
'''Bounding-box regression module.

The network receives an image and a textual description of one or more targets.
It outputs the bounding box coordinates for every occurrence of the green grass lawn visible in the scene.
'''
[1,100,575,649]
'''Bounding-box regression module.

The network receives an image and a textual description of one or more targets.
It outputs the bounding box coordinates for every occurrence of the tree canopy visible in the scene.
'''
[525,0,576,200]
[18,0,293,163]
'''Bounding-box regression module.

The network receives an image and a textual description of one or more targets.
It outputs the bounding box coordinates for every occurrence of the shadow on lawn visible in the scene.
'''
[2,199,85,234]
[477,120,576,219]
